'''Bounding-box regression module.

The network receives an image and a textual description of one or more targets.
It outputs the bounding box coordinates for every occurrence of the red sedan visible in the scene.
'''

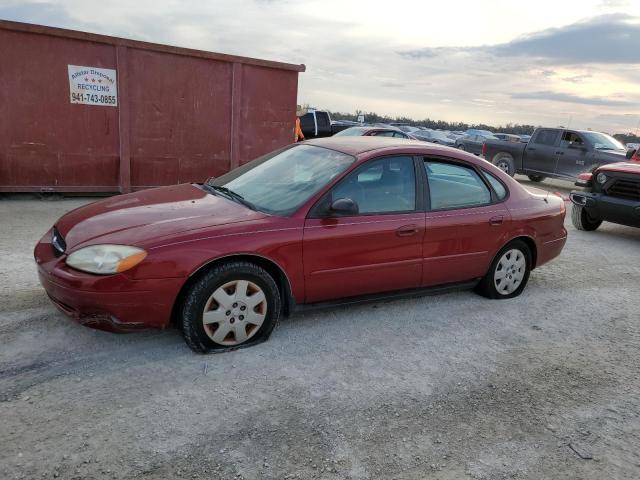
[35,137,567,353]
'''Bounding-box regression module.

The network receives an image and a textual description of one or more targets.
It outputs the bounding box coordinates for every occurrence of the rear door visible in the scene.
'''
[525,129,561,175]
[303,156,425,303]
[421,159,510,286]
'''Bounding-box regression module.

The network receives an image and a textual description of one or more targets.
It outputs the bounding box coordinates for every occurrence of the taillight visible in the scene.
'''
[552,191,567,219]
[481,142,487,156]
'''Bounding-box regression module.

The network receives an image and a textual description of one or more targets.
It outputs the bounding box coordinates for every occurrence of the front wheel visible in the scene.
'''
[571,204,602,231]
[457,144,466,151]
[475,240,532,299]
[180,261,281,353]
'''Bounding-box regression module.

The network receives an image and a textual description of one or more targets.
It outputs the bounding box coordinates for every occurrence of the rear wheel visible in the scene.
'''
[571,204,602,231]
[475,240,532,299]
[458,144,466,151]
[493,154,515,177]
[527,174,546,182]
[180,261,281,353]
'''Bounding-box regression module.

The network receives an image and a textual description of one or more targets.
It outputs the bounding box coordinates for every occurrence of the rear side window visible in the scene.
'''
[532,129,559,146]
[483,171,508,200]
[424,161,491,210]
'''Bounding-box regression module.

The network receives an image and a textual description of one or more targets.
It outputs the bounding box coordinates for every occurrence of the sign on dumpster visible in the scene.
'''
[68,65,118,106]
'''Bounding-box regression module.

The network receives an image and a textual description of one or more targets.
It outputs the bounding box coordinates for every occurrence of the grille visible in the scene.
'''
[606,178,640,201]
[51,227,67,257]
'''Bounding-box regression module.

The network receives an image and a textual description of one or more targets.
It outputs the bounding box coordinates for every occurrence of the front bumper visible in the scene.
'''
[35,229,185,332]
[570,191,640,228]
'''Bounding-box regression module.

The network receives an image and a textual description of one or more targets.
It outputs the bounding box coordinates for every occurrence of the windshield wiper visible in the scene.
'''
[204,184,257,211]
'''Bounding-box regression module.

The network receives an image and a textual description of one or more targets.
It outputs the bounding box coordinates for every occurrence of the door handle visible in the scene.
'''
[555,151,564,155]
[528,147,536,151]
[396,224,419,237]
[489,216,504,226]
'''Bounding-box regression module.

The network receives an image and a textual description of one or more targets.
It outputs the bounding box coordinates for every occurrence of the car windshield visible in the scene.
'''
[334,127,367,136]
[211,145,355,216]
[581,132,626,151]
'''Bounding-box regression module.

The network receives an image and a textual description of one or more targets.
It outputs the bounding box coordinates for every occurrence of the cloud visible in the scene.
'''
[511,91,638,107]
[400,14,640,64]
[493,14,640,64]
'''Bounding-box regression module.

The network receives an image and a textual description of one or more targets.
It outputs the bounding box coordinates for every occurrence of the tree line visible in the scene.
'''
[329,110,640,144]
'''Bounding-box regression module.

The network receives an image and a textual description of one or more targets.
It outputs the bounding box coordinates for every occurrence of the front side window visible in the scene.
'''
[331,156,416,214]
[213,145,355,215]
[560,131,584,148]
[425,161,491,210]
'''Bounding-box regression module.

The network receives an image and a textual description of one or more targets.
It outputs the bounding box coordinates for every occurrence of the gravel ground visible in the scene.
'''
[1,179,639,480]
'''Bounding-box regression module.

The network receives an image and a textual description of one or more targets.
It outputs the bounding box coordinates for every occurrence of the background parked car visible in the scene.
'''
[456,133,499,155]
[519,134,532,143]
[494,133,522,143]
[331,119,360,135]
[333,126,414,138]
[411,129,456,146]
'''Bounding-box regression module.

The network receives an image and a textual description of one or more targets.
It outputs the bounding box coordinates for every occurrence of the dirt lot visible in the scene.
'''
[1,178,639,480]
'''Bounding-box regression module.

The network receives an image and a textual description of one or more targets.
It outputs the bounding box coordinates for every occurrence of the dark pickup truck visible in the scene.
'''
[482,128,628,182]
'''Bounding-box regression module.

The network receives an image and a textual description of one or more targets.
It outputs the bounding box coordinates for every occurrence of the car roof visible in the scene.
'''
[304,136,476,163]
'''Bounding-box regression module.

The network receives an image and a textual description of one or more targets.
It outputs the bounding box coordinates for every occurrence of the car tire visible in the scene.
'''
[180,261,281,353]
[475,240,532,299]
[493,154,515,177]
[458,144,465,151]
[527,174,546,182]
[571,204,602,231]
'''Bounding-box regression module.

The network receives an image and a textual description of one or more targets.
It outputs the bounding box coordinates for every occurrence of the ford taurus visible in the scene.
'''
[35,137,567,353]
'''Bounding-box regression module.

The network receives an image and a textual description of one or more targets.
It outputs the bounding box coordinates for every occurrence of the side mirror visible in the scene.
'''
[626,148,637,160]
[330,197,359,216]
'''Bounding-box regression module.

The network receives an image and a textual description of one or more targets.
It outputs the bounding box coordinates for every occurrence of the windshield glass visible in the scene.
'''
[212,145,355,215]
[334,127,367,136]
[581,132,626,151]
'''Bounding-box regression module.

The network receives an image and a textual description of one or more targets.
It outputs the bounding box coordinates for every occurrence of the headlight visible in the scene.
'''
[66,245,147,275]
[596,172,607,184]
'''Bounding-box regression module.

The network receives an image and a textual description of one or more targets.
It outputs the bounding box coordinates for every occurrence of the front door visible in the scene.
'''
[421,159,510,286]
[556,131,590,177]
[303,156,425,303]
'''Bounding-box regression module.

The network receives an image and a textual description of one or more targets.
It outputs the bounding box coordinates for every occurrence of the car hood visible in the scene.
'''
[56,183,267,249]
[597,161,640,175]
[595,150,628,162]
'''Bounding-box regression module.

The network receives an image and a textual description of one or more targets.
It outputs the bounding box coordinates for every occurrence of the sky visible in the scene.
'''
[2,0,640,133]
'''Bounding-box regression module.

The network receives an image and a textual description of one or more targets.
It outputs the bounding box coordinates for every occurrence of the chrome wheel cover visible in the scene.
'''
[202,280,267,346]
[494,249,526,295]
